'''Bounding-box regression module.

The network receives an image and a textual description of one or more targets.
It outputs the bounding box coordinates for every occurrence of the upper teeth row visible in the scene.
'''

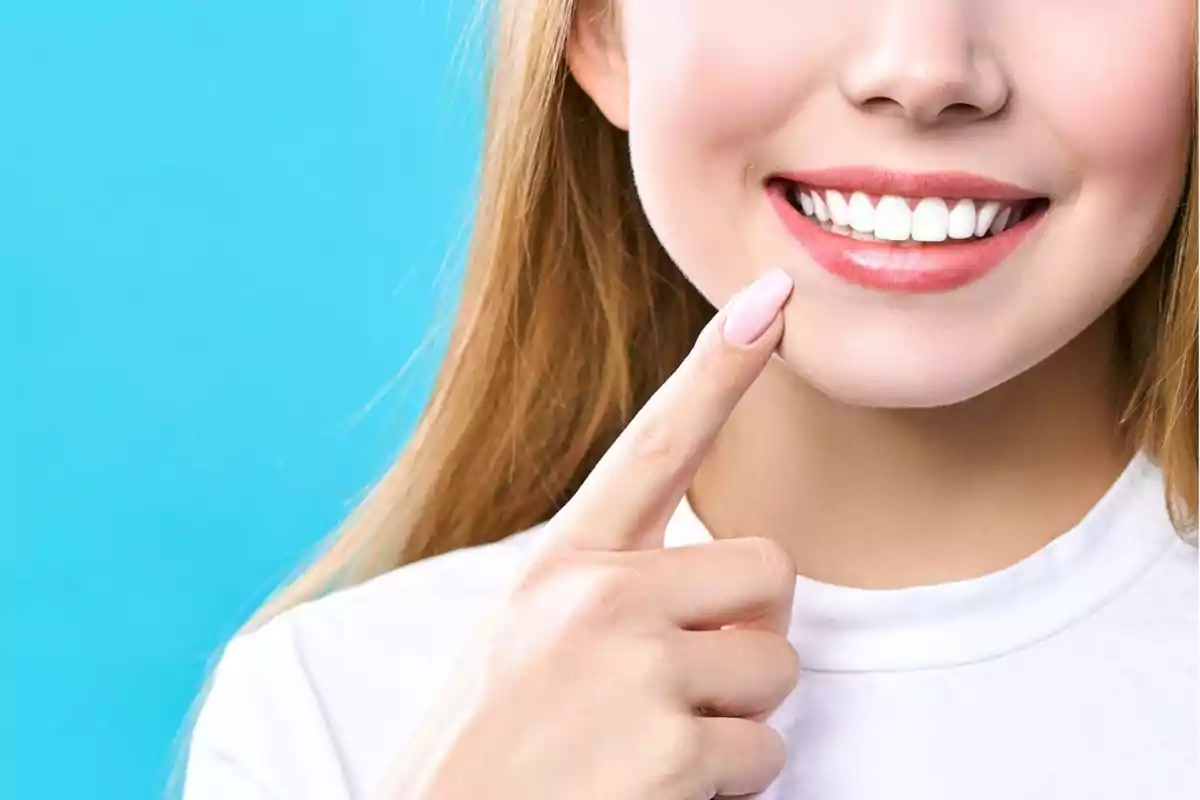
[789,186,1021,242]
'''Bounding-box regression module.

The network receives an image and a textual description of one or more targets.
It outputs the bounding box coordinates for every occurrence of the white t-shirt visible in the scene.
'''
[184,453,1199,799]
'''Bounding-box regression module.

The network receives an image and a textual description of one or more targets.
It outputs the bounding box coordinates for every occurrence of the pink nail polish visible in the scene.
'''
[723,269,794,346]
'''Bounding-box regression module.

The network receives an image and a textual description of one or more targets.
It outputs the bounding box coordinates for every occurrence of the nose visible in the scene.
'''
[838,0,1009,127]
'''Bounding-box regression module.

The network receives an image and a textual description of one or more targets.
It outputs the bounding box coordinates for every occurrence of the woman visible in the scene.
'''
[183,1,1198,798]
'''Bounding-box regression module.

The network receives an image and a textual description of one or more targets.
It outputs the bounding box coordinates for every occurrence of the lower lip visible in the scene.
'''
[767,186,1046,293]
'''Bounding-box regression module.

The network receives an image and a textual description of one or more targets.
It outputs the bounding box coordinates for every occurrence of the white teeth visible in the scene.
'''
[826,190,851,226]
[911,198,950,242]
[811,191,830,222]
[990,206,1012,234]
[787,184,1032,244]
[798,191,814,216]
[873,196,912,242]
[975,201,1001,237]
[848,192,875,233]
[947,199,976,240]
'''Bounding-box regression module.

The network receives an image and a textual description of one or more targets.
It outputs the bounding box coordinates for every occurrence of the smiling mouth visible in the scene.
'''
[767,177,1051,246]
[764,168,1053,293]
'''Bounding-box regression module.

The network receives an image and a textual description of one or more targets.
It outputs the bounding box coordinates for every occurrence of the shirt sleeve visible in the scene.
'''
[182,622,355,800]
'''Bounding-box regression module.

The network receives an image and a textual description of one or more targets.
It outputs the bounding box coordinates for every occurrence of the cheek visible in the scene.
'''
[624,5,812,147]
[622,4,835,298]
[1008,1,1193,362]
[1008,2,1193,211]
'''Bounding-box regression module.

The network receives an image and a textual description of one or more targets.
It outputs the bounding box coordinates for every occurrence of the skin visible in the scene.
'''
[567,0,1194,588]
[382,278,803,798]
[381,3,1192,797]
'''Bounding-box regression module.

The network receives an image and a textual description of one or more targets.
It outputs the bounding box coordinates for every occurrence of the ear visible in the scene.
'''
[565,4,630,130]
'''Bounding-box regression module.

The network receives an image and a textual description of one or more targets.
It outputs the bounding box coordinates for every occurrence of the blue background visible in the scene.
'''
[1,3,484,797]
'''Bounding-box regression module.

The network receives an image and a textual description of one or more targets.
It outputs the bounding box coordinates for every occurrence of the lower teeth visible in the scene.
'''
[816,219,993,245]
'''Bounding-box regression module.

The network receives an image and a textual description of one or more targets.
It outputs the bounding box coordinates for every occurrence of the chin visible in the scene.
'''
[772,322,1026,410]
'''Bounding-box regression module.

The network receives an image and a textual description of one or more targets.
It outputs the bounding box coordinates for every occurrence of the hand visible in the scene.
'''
[379,268,800,800]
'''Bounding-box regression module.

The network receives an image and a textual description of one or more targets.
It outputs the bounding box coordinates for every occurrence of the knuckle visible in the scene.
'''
[627,634,675,688]
[512,543,577,594]
[744,536,797,597]
[689,330,742,395]
[513,551,646,630]
[644,717,704,789]
[761,724,788,772]
[775,637,803,689]
[626,415,685,467]
[571,562,646,626]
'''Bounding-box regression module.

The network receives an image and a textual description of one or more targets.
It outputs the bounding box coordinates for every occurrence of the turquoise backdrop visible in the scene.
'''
[1,3,485,797]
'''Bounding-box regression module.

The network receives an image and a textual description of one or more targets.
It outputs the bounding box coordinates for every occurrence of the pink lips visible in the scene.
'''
[768,168,1048,293]
[773,167,1044,201]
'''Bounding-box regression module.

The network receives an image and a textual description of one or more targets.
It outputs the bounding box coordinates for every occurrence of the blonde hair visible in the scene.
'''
[251,0,1198,626]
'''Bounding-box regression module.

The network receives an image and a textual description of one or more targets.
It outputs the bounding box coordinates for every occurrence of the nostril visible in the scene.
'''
[943,102,982,117]
[859,96,907,117]
[858,96,994,125]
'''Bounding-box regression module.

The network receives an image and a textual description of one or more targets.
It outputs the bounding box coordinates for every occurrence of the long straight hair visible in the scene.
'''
[251,0,1198,626]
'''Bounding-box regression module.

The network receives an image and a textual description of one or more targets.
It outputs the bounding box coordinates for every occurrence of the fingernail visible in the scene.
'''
[723,269,794,346]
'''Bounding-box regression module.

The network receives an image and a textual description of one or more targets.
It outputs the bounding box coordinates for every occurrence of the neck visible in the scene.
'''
[689,313,1134,589]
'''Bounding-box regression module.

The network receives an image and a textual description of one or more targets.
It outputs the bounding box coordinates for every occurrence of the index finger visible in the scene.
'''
[550,267,794,551]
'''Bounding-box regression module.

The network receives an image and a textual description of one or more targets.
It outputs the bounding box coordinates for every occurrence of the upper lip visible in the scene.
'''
[770,167,1047,202]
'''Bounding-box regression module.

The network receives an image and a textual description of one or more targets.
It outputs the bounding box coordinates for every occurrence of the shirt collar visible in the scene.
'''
[664,453,1180,672]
